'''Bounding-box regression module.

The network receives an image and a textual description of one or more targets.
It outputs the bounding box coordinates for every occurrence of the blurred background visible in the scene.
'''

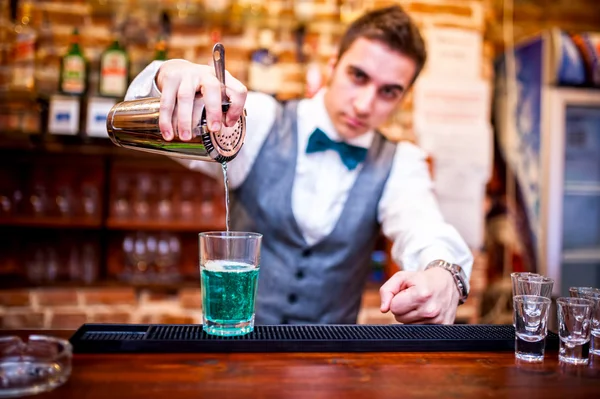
[0,0,599,330]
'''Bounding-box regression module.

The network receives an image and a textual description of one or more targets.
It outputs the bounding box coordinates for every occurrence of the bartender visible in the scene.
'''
[125,5,473,325]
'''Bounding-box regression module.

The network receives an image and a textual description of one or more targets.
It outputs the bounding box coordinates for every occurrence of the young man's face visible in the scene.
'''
[323,37,417,140]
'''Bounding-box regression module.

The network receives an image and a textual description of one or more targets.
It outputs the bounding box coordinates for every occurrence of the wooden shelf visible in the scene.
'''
[105,217,225,232]
[0,215,103,229]
[562,247,600,264]
[564,182,600,195]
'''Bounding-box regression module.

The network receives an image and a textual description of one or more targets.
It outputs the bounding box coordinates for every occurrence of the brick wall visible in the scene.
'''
[1,286,398,329]
[0,287,203,330]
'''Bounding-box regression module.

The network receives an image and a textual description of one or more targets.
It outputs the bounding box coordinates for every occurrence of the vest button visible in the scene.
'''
[288,293,297,304]
[302,248,312,257]
[295,269,305,279]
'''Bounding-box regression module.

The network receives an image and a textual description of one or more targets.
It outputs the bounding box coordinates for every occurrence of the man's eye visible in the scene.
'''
[380,87,401,100]
[350,69,367,83]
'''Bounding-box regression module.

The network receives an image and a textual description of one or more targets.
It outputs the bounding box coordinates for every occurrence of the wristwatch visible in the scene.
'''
[425,259,470,305]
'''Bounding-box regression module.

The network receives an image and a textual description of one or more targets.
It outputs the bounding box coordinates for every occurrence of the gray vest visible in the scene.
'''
[230,100,397,324]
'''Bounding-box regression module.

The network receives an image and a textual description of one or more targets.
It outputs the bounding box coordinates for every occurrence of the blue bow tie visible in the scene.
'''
[305,128,368,171]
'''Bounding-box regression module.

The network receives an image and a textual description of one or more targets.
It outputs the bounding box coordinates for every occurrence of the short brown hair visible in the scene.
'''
[337,5,427,83]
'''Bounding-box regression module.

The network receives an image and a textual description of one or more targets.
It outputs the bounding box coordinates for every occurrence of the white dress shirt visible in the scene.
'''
[126,61,474,278]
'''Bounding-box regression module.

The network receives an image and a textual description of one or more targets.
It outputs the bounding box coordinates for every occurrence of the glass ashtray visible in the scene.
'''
[0,335,72,398]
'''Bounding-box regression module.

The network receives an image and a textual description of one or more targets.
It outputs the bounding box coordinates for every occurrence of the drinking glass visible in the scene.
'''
[199,231,262,336]
[515,275,554,298]
[580,290,600,356]
[511,272,539,297]
[569,287,599,298]
[556,297,594,365]
[513,295,552,362]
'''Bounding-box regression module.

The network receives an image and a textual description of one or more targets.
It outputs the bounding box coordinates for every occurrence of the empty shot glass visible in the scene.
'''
[569,287,600,298]
[513,295,552,362]
[556,297,594,365]
[511,272,540,297]
[581,290,600,356]
[515,275,554,298]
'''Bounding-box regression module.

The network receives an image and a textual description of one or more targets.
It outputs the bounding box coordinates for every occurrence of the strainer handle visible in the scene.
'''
[213,43,230,112]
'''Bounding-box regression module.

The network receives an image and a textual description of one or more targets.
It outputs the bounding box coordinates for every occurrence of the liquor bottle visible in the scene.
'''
[153,34,168,61]
[98,35,129,98]
[59,28,87,96]
[35,10,60,97]
[153,10,170,62]
[11,0,36,92]
[248,29,281,97]
[0,0,15,92]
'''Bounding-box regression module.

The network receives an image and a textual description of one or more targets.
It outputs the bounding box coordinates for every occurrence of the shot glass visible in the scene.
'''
[556,297,594,365]
[199,231,262,336]
[511,272,540,297]
[569,287,600,298]
[513,295,552,362]
[580,290,600,356]
[515,275,554,298]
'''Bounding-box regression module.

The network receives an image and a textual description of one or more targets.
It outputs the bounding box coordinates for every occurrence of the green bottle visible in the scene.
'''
[153,35,167,61]
[98,37,129,98]
[59,28,86,95]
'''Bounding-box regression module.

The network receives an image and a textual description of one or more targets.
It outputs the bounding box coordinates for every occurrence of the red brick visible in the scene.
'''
[82,288,137,306]
[1,312,45,329]
[143,291,176,303]
[90,312,131,324]
[138,314,155,324]
[49,311,88,329]
[35,289,78,307]
[178,288,202,310]
[156,314,197,324]
[0,290,31,307]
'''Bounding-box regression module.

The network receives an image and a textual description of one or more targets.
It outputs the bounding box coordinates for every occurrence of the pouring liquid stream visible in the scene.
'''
[221,161,231,259]
[221,162,230,233]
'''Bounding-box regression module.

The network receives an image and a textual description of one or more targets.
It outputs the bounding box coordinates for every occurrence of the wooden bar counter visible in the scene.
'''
[3,329,600,398]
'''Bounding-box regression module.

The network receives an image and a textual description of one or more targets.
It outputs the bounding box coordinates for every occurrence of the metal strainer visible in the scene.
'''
[198,43,246,163]
[106,43,246,163]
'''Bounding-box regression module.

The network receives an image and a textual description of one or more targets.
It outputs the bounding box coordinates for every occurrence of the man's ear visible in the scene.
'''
[324,56,337,84]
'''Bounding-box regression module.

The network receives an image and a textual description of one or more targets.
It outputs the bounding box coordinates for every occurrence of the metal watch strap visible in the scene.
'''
[425,260,469,305]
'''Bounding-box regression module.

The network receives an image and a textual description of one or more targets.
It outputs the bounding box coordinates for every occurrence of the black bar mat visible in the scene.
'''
[69,324,560,353]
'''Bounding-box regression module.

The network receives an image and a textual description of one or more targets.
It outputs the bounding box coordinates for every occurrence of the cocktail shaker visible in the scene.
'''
[106,44,246,163]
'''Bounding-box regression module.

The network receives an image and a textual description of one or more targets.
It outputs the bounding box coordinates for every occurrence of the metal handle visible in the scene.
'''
[213,43,230,112]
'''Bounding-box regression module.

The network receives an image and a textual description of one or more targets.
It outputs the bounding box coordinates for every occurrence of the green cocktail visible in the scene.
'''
[201,261,259,336]
[199,231,262,337]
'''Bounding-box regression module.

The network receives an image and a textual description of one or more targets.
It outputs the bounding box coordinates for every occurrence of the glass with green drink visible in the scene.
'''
[199,232,262,336]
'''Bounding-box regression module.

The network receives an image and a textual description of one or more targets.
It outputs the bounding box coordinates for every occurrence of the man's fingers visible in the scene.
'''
[394,309,439,325]
[158,77,179,141]
[191,94,205,133]
[224,72,248,127]
[379,271,411,312]
[200,75,224,133]
[391,290,440,323]
[176,77,197,141]
[388,286,420,317]
[157,62,247,139]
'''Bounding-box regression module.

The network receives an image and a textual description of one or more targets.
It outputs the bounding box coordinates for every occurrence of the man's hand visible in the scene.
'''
[155,59,248,141]
[379,268,460,324]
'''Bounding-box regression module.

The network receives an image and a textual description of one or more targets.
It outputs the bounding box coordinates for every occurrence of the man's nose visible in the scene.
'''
[352,86,377,115]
